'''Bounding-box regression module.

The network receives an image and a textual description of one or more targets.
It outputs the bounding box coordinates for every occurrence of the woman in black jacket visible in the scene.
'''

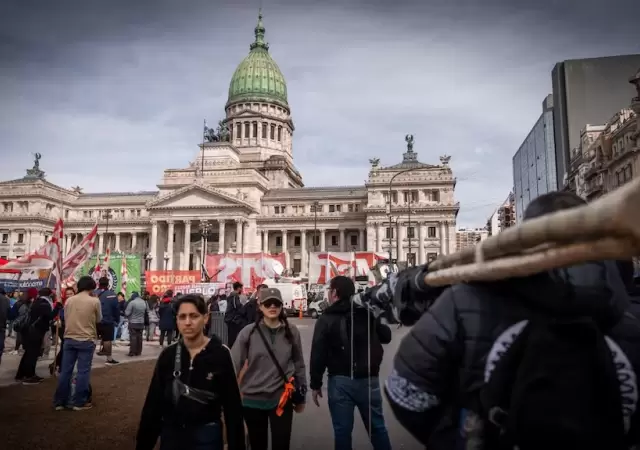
[136,294,245,450]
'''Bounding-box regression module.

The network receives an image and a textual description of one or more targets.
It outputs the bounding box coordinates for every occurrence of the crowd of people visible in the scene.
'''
[4,189,640,450]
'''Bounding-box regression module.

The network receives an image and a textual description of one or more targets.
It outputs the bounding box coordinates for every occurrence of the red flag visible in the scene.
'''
[3,219,64,271]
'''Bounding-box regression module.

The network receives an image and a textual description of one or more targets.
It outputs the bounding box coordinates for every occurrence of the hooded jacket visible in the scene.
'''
[386,261,640,448]
[309,297,392,391]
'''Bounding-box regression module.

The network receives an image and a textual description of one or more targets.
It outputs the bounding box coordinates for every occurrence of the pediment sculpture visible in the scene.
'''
[440,154,451,166]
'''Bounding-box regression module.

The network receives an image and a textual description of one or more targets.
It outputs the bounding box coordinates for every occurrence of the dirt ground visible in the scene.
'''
[0,360,156,450]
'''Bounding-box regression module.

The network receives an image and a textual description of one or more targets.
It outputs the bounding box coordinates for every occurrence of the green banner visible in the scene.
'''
[81,253,141,298]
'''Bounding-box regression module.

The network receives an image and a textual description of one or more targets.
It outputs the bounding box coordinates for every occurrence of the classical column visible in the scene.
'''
[64,235,69,256]
[150,220,158,270]
[376,223,383,253]
[320,229,326,252]
[183,220,192,270]
[439,221,446,255]
[235,219,242,254]
[358,229,365,251]
[448,221,456,255]
[114,232,121,252]
[166,220,175,270]
[300,230,307,275]
[218,220,226,254]
[242,221,248,253]
[397,222,404,261]
[282,230,289,268]
[27,229,33,254]
[262,230,268,253]
[339,229,346,252]
[418,222,425,265]
[98,233,105,254]
[131,233,138,253]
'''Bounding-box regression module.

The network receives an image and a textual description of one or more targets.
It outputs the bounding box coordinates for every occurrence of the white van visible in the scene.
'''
[262,279,308,316]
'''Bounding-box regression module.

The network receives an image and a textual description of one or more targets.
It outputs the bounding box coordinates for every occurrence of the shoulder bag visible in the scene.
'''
[171,342,219,411]
[254,325,307,415]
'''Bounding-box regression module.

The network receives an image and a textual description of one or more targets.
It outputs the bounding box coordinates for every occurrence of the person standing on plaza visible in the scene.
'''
[158,294,176,346]
[225,282,244,347]
[309,275,393,450]
[0,288,10,365]
[126,291,148,357]
[136,294,245,450]
[15,287,62,385]
[11,287,38,355]
[231,288,307,450]
[53,276,101,411]
[115,292,127,340]
[94,277,120,365]
[146,295,160,341]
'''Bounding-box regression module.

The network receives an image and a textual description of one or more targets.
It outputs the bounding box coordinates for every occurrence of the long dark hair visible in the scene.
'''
[255,307,294,344]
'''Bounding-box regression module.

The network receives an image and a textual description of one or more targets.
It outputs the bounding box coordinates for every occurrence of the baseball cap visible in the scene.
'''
[259,288,283,305]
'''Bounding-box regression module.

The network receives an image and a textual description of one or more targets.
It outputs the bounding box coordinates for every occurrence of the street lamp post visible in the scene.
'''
[199,221,210,266]
[312,201,319,252]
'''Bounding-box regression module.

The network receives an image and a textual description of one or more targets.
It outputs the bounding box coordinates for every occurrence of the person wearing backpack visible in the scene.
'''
[230,287,307,450]
[383,191,640,450]
[309,275,393,450]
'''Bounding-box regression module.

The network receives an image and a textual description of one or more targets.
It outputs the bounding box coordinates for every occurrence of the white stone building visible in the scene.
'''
[0,13,458,275]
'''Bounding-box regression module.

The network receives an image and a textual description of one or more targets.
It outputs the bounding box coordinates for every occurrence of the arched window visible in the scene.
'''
[262,123,267,138]
[253,122,258,138]
[277,126,282,141]
[236,123,241,139]
[244,122,250,138]
[270,124,276,140]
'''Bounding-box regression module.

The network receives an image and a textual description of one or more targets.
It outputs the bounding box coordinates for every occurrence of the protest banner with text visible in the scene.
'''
[144,270,201,296]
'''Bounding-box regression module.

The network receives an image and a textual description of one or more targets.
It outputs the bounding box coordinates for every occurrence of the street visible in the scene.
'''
[0,319,422,449]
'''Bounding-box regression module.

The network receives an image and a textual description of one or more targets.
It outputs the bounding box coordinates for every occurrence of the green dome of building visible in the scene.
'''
[227,12,288,109]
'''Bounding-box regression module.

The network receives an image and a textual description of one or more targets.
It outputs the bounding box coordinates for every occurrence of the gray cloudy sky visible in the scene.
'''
[1,0,639,227]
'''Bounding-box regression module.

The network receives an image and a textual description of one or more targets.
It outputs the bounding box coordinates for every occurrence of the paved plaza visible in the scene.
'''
[0,318,422,449]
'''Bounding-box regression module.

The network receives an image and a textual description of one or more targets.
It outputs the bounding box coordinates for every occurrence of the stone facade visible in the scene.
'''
[566,68,640,200]
[0,14,459,275]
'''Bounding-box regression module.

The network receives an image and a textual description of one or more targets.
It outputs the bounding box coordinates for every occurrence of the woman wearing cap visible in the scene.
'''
[136,294,245,450]
[231,287,307,450]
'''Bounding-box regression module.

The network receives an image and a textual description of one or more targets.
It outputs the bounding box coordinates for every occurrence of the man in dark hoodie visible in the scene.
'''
[94,277,120,365]
[385,191,640,449]
[310,275,393,450]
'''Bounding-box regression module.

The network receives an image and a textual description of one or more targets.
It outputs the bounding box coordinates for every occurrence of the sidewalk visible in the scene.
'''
[0,334,164,387]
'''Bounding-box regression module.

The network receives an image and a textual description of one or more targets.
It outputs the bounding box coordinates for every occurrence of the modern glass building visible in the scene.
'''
[512,95,557,223]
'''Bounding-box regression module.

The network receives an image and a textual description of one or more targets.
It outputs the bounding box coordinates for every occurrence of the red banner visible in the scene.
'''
[205,253,286,290]
[144,270,201,296]
[308,252,387,285]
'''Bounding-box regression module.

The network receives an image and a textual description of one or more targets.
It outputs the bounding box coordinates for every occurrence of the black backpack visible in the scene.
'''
[480,317,630,450]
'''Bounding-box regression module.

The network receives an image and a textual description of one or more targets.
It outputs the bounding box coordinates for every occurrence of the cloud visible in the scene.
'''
[1,0,639,228]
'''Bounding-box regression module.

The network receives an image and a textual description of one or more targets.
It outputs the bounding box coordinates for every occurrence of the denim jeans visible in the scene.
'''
[53,339,96,407]
[327,375,392,450]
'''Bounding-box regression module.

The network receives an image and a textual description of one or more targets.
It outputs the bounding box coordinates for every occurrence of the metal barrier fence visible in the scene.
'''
[209,312,228,345]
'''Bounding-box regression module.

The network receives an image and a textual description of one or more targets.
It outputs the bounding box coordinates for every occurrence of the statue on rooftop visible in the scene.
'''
[369,157,380,169]
[405,134,414,152]
[216,120,230,142]
[440,155,451,167]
